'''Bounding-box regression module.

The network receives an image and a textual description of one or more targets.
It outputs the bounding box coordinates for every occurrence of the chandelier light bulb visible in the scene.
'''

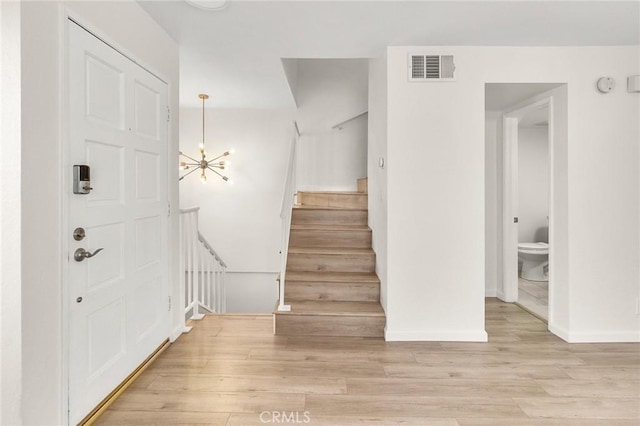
[200,172,207,183]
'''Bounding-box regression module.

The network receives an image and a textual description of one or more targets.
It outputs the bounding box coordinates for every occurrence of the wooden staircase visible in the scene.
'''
[275,178,385,337]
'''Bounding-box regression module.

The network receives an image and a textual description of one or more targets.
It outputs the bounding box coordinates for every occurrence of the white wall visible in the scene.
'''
[518,126,549,243]
[386,48,487,342]
[297,117,368,191]
[295,59,369,133]
[368,55,388,312]
[18,2,179,423]
[385,46,639,342]
[293,59,369,191]
[281,59,299,107]
[0,2,22,424]
[225,273,278,313]
[485,111,501,297]
[179,108,293,313]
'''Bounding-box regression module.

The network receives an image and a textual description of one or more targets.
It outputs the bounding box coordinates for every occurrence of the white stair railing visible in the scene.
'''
[180,207,227,323]
[277,122,299,312]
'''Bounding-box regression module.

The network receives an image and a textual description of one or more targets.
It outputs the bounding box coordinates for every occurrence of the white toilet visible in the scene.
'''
[518,242,549,282]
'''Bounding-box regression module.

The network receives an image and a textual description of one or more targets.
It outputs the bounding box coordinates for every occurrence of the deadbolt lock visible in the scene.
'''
[73,227,86,241]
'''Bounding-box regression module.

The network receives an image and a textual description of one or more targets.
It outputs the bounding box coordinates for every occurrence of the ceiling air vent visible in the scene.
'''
[409,54,456,82]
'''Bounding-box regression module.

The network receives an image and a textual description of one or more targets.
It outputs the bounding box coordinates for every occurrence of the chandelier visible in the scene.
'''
[179,93,233,184]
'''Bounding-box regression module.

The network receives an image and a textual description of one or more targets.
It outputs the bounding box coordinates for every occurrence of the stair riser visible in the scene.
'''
[299,192,367,209]
[275,314,384,337]
[292,209,368,226]
[287,253,375,273]
[289,229,372,249]
[285,281,380,302]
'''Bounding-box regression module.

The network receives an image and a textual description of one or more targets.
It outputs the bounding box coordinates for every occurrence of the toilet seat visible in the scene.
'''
[518,242,548,254]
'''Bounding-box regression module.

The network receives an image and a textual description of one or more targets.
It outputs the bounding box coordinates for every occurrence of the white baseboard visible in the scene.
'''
[548,322,570,342]
[568,330,639,343]
[385,328,488,342]
[170,325,187,343]
[496,290,506,301]
[485,288,497,297]
[549,322,639,342]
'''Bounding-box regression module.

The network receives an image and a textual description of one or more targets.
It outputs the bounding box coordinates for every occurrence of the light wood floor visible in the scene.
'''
[96,298,640,425]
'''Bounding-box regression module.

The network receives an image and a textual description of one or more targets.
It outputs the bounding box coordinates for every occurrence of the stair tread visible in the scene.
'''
[290,224,370,231]
[293,204,367,211]
[277,300,384,317]
[288,247,374,255]
[285,271,380,283]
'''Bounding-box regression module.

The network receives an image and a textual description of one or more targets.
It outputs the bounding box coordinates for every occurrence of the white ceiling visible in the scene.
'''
[139,1,640,108]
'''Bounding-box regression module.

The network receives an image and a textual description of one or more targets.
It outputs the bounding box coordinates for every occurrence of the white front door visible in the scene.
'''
[67,21,169,424]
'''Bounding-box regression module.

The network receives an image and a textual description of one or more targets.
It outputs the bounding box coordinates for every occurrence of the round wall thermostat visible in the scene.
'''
[596,77,615,93]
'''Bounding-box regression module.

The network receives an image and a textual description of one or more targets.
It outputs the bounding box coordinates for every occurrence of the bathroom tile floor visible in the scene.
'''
[518,278,548,321]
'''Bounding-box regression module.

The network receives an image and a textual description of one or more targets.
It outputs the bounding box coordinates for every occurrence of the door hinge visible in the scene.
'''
[168,201,171,217]
[166,106,171,123]
[168,295,172,311]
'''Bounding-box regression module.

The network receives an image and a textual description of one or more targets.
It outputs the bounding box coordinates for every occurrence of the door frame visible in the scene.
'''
[501,96,554,311]
[60,7,173,424]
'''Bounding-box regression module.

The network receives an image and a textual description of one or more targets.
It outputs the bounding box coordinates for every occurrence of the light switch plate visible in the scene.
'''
[627,75,640,93]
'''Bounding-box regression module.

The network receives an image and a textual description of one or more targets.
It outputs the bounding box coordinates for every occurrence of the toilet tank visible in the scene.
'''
[533,226,549,243]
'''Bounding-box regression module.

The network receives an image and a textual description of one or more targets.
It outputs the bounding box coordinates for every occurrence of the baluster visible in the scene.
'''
[186,213,192,317]
[210,252,215,312]
[221,267,226,313]
[193,213,201,319]
[215,262,220,313]
[205,244,211,311]
[179,213,184,313]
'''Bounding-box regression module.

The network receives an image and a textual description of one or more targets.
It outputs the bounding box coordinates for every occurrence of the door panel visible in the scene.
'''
[135,215,161,268]
[67,20,169,424]
[85,54,125,128]
[85,222,124,288]
[85,141,124,205]
[135,150,160,201]
[131,278,163,342]
[87,299,126,376]
[133,80,161,139]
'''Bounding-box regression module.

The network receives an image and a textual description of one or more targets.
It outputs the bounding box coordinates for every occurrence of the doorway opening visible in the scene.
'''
[485,83,567,328]
[509,101,551,319]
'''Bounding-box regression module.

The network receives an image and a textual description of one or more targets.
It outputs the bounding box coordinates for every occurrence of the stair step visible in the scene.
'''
[298,191,367,210]
[285,271,380,283]
[279,300,385,316]
[357,177,368,194]
[274,301,385,337]
[289,224,372,249]
[292,206,367,226]
[287,247,375,273]
[284,271,380,302]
